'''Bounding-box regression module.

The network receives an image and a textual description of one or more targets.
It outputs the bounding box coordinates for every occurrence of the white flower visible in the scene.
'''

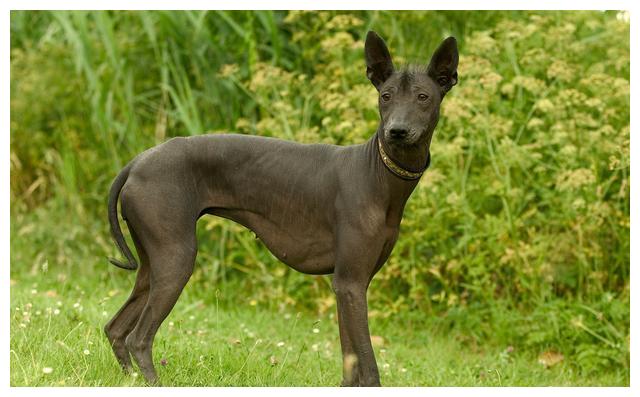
[312,328,320,334]
[42,367,53,374]
[277,341,285,347]
[83,349,90,355]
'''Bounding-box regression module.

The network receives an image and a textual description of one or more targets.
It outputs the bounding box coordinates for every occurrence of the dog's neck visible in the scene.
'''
[357,130,426,210]
[376,136,430,180]
[372,126,431,180]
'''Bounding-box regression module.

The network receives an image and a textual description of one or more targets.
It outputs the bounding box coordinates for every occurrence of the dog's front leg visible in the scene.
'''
[333,277,379,386]
[332,232,381,389]
[336,299,360,386]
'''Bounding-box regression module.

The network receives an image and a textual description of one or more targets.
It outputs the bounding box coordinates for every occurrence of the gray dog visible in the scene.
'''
[105,30,458,386]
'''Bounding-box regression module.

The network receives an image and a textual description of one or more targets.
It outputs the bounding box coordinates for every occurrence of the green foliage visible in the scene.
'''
[10,10,629,382]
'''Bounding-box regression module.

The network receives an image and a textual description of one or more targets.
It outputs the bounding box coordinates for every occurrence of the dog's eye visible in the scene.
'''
[381,93,391,102]
[418,93,429,102]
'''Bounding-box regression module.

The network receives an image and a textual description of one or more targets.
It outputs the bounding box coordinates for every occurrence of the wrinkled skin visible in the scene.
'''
[105,31,458,386]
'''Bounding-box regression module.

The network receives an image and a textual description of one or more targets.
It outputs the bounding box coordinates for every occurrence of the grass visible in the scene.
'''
[10,267,628,387]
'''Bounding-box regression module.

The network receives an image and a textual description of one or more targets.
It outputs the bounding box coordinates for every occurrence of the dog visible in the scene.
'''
[105,30,458,386]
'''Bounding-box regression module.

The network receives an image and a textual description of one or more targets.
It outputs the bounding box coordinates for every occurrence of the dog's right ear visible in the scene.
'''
[365,31,394,91]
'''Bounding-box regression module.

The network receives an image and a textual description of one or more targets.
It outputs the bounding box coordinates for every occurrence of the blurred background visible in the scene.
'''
[10,10,629,381]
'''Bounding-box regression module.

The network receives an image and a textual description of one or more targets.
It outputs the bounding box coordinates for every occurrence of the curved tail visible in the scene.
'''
[107,161,138,270]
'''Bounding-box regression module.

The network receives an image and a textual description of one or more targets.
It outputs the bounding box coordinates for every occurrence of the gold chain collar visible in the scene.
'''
[377,137,430,180]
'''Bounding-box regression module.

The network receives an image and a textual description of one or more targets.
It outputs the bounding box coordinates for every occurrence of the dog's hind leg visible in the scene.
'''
[124,231,197,384]
[104,223,151,372]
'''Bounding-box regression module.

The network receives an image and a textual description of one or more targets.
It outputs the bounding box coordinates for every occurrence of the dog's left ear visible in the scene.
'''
[427,37,459,94]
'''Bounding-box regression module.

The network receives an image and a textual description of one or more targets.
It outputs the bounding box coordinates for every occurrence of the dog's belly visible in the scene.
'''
[206,208,335,275]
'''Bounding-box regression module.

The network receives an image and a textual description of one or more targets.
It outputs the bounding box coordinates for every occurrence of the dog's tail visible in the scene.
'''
[107,161,138,270]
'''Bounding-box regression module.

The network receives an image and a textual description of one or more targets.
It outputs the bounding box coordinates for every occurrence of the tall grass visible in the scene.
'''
[10,10,629,377]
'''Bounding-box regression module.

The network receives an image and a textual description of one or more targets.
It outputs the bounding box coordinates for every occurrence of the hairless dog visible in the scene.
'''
[105,31,458,386]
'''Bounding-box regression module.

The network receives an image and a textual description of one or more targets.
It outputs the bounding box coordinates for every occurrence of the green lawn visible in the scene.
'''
[10,270,628,387]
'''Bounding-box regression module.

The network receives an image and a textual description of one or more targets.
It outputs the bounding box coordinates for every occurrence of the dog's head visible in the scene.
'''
[365,31,458,151]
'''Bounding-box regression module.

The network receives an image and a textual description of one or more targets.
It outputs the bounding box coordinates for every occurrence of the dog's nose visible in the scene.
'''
[389,127,409,139]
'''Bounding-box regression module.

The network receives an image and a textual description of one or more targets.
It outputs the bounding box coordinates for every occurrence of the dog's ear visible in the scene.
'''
[427,37,459,94]
[365,31,394,91]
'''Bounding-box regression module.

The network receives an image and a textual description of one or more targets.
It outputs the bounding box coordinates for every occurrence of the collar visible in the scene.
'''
[376,137,430,180]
